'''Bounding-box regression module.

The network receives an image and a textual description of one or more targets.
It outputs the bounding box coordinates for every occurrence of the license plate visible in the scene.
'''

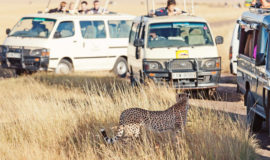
[6,52,21,58]
[176,50,189,59]
[172,72,196,79]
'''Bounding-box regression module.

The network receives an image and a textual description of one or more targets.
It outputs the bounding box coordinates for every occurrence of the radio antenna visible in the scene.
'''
[191,0,195,15]
[74,0,81,12]
[183,0,187,12]
[152,0,156,14]
[104,0,110,13]
[146,0,150,15]
[45,0,52,12]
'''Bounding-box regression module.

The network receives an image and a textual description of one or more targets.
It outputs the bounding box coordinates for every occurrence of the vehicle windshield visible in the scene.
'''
[9,17,56,38]
[147,22,214,48]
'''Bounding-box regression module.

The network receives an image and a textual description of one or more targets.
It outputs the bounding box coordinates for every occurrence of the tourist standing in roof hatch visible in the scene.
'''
[79,1,89,14]
[155,0,182,16]
[89,0,108,14]
[252,0,270,8]
[48,1,67,13]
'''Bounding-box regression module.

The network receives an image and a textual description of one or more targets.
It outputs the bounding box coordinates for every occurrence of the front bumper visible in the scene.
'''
[145,71,220,89]
[0,47,49,71]
[144,57,221,89]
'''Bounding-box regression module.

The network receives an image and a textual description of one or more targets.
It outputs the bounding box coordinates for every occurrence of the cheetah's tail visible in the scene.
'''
[100,127,124,144]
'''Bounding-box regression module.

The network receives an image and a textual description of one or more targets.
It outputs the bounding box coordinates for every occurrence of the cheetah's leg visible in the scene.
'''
[100,125,124,144]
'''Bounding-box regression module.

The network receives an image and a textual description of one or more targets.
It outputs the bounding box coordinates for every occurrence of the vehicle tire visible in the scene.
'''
[113,57,128,78]
[236,83,240,93]
[15,69,24,76]
[246,91,263,132]
[230,63,233,75]
[55,59,73,74]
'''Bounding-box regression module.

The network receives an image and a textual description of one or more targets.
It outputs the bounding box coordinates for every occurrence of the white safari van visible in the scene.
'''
[0,13,135,76]
[128,15,223,90]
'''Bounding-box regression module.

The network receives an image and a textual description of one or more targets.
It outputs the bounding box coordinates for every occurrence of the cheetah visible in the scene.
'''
[100,93,189,144]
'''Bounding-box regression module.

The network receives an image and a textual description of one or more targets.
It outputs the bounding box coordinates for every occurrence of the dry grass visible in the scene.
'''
[0,73,259,159]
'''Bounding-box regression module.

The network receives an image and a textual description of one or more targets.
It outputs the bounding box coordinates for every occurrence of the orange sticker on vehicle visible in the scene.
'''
[176,50,189,59]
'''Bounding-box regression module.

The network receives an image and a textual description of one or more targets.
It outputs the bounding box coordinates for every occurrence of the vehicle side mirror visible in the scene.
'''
[215,36,224,45]
[53,32,61,38]
[6,28,11,35]
[134,39,144,47]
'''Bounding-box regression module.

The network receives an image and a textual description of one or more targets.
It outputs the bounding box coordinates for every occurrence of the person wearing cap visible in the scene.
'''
[89,0,108,14]
[252,0,270,8]
[155,0,182,16]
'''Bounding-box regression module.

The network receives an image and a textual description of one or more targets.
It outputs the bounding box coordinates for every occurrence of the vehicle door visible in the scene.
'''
[237,23,257,95]
[128,20,145,75]
[107,20,132,57]
[256,26,269,105]
[74,20,110,71]
[49,21,80,68]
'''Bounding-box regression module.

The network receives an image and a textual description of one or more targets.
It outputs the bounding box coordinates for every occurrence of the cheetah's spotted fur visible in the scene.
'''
[100,93,189,144]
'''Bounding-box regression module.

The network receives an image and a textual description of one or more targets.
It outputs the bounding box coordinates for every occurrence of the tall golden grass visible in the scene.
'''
[0,73,258,159]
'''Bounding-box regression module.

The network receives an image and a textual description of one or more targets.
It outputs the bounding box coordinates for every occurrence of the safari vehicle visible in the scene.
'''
[0,13,135,76]
[237,8,270,133]
[128,15,223,92]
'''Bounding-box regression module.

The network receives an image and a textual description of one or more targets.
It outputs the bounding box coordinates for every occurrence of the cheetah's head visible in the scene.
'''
[176,93,189,104]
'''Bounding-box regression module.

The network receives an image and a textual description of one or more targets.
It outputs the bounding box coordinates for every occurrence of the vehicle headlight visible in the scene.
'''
[30,49,50,57]
[202,59,221,70]
[30,49,42,56]
[143,61,163,71]
[205,60,216,68]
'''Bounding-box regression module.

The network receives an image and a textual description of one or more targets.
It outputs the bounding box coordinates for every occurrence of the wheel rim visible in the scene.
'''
[117,61,127,75]
[57,63,70,74]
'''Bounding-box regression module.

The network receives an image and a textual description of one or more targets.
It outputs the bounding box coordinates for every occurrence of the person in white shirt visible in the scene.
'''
[89,0,108,14]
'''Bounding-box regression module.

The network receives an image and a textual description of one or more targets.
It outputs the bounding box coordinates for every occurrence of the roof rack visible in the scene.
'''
[249,6,270,14]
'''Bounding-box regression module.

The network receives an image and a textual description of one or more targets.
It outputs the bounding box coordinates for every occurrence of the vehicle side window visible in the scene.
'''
[108,20,132,38]
[54,21,75,38]
[140,25,145,39]
[258,27,269,56]
[129,22,138,44]
[266,39,270,72]
[239,27,258,59]
[80,21,106,39]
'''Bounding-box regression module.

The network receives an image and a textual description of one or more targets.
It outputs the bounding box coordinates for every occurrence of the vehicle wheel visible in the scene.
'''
[236,83,240,93]
[15,69,24,76]
[246,91,263,132]
[230,63,233,75]
[55,59,73,74]
[113,57,128,78]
